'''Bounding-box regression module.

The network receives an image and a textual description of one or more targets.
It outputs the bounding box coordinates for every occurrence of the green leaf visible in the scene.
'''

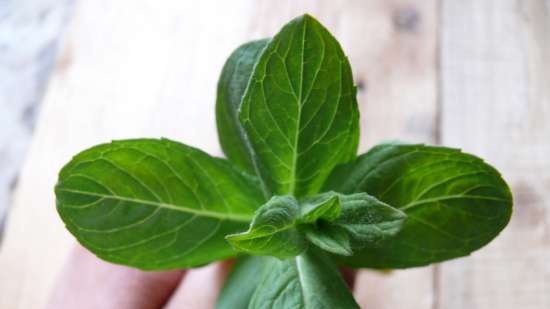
[303,193,405,256]
[299,191,341,223]
[55,139,264,270]
[239,14,359,197]
[226,196,307,259]
[225,191,403,259]
[216,39,269,176]
[335,193,406,248]
[216,256,268,309]
[249,249,360,309]
[303,224,352,256]
[324,143,513,268]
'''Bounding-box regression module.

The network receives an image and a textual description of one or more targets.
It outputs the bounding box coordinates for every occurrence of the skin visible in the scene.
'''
[46,245,359,309]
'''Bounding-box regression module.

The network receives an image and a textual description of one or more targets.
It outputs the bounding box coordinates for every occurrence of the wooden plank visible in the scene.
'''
[0,1,439,308]
[0,0,73,236]
[336,1,439,308]
[438,1,550,308]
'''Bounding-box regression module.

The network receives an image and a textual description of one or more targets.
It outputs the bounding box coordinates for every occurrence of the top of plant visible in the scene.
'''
[54,14,512,308]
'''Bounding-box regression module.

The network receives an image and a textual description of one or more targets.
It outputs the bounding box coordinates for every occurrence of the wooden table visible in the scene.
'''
[1,1,549,308]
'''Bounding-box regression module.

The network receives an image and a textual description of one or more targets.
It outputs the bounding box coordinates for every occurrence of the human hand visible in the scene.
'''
[46,245,356,309]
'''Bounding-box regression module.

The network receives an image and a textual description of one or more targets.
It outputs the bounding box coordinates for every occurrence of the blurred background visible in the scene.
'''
[0,0,549,308]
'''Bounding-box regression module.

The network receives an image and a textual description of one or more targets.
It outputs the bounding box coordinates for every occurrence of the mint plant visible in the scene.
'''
[55,15,512,308]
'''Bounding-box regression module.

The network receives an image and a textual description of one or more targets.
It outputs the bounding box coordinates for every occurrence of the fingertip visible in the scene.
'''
[46,244,184,309]
[163,260,234,309]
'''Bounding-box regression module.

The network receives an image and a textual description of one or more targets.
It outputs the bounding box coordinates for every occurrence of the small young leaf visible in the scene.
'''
[239,14,359,197]
[55,139,264,270]
[324,143,513,268]
[303,193,406,256]
[216,256,268,309]
[303,224,353,256]
[216,39,269,176]
[336,193,407,247]
[299,191,341,223]
[226,196,307,259]
[249,249,360,309]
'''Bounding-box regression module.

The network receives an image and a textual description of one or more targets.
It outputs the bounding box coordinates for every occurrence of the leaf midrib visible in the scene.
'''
[295,256,310,308]
[57,188,253,222]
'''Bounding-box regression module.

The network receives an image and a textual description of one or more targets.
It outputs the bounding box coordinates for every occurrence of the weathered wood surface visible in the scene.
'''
[0,0,548,308]
[438,1,550,308]
[0,0,73,239]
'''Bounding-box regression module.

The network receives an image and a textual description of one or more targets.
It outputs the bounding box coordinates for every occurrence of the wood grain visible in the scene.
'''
[438,0,550,308]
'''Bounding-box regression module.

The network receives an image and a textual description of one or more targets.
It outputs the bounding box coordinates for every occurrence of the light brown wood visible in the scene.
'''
[438,0,550,308]
[1,1,436,308]
[342,1,439,308]
[0,0,73,240]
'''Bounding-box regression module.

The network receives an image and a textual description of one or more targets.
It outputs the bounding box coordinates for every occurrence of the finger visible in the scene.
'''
[163,260,233,309]
[46,244,184,309]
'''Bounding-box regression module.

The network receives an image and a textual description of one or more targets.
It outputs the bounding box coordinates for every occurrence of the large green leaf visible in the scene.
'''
[249,249,359,309]
[239,14,359,197]
[216,256,268,309]
[55,139,264,270]
[216,39,269,176]
[226,196,306,259]
[324,143,513,268]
